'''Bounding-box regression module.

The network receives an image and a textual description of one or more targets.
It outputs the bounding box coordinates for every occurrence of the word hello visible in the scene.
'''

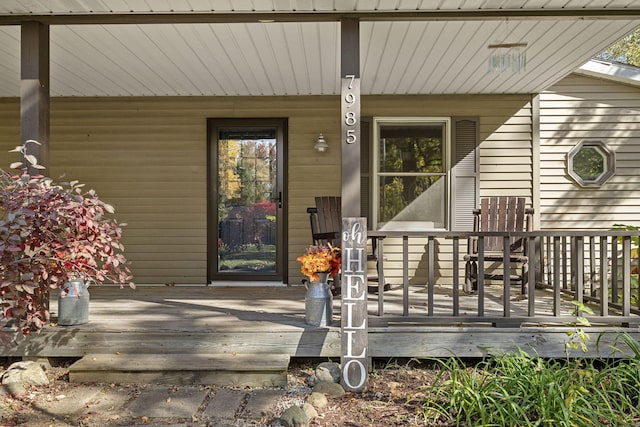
[341,220,368,391]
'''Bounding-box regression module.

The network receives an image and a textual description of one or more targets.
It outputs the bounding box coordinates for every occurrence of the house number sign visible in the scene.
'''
[341,218,368,392]
[342,74,360,147]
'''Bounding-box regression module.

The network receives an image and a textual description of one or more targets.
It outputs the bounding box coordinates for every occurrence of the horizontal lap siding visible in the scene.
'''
[480,103,533,198]
[0,96,339,285]
[56,98,205,285]
[287,99,341,284]
[363,95,532,286]
[0,102,19,143]
[0,93,532,286]
[540,74,640,230]
[362,95,533,206]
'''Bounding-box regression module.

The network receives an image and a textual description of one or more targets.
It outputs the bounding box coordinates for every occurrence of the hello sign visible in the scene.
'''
[341,218,368,392]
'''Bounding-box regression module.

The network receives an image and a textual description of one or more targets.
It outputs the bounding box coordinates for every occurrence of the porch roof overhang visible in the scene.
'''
[578,59,640,88]
[0,1,640,97]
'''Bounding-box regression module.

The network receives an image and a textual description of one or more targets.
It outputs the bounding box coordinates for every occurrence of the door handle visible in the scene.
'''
[277,191,283,208]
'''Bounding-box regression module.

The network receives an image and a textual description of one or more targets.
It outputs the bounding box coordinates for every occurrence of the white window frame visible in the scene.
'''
[566,140,616,188]
[371,117,451,231]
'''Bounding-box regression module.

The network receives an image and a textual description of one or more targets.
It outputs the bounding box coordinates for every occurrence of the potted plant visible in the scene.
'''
[296,244,340,326]
[0,140,134,336]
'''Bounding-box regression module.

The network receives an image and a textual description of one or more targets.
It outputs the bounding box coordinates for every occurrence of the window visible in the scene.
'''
[372,118,450,231]
[567,140,615,188]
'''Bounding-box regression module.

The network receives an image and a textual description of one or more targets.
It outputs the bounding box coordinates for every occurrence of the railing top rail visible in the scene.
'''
[367,230,640,239]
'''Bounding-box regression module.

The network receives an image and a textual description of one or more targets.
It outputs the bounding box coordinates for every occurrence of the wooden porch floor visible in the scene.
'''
[3,285,639,359]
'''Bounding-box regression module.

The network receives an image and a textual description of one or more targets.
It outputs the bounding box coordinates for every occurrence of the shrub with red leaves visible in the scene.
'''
[0,141,134,335]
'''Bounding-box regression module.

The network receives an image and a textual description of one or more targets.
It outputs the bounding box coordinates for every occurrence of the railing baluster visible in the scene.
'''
[600,236,608,317]
[428,236,435,316]
[453,236,459,316]
[589,236,597,297]
[571,237,577,292]
[377,238,385,316]
[575,236,584,315]
[402,235,409,317]
[562,236,568,290]
[528,237,536,316]
[622,236,631,318]
[545,235,551,286]
[553,236,561,316]
[478,236,485,317]
[611,236,619,304]
[503,235,510,318]
[636,234,640,309]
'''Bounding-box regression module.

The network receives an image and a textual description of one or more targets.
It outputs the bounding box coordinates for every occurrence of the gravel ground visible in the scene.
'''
[0,358,444,426]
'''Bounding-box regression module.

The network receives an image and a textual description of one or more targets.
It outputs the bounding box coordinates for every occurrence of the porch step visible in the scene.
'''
[69,353,290,387]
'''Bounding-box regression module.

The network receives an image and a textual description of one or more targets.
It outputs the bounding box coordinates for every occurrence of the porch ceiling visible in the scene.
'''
[0,1,639,97]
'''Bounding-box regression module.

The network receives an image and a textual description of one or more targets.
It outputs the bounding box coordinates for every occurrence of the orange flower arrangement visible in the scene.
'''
[296,244,341,282]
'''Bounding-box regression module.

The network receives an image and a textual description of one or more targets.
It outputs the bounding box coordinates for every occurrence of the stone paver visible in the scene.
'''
[203,388,246,420]
[5,380,287,426]
[42,385,104,415]
[84,387,132,415]
[242,389,285,419]
[126,385,208,418]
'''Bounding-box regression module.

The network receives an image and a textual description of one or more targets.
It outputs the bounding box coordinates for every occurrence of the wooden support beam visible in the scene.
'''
[340,17,360,218]
[20,21,50,175]
[340,18,368,394]
[3,9,640,26]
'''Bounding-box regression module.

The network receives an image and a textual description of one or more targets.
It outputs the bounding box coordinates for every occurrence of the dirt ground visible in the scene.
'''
[306,359,445,427]
[0,358,446,427]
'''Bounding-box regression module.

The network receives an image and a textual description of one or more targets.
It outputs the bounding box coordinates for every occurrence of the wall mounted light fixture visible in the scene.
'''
[314,133,329,153]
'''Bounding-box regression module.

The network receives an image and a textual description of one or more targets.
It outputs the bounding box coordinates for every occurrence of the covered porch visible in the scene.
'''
[2,2,640,374]
[1,2,640,287]
[0,286,610,359]
[7,227,640,360]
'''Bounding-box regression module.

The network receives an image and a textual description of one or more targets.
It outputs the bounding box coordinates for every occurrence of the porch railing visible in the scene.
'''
[366,230,640,328]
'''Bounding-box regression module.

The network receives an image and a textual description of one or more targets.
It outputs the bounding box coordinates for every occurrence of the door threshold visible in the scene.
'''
[208,281,286,287]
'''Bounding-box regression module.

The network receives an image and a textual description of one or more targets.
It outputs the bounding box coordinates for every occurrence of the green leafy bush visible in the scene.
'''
[423,345,640,426]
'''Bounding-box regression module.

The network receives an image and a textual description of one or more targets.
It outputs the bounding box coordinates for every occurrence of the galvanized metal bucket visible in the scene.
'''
[304,273,332,327]
[58,279,90,326]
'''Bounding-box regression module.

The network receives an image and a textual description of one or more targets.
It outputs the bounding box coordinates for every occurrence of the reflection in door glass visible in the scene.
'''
[217,128,277,273]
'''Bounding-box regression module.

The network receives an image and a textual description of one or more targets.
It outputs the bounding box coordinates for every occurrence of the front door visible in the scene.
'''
[208,118,287,283]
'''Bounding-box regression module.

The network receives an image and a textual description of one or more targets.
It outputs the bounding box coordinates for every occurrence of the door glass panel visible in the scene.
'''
[217,128,277,274]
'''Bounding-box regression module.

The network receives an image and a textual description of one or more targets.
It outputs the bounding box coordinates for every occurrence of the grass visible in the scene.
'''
[421,335,640,426]
[219,244,276,271]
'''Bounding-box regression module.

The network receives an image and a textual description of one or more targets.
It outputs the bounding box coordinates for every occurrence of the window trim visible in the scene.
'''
[566,140,616,188]
[371,117,451,231]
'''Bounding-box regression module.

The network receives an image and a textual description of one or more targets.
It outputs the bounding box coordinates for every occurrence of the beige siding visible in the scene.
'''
[540,74,640,230]
[480,103,534,198]
[362,95,533,285]
[0,94,532,286]
[0,96,343,285]
[361,94,533,202]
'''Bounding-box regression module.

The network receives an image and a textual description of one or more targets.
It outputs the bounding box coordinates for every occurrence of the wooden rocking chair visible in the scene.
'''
[464,197,534,294]
[307,196,342,248]
[306,196,386,293]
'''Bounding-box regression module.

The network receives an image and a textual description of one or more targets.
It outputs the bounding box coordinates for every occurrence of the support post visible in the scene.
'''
[20,21,50,175]
[340,18,367,393]
[340,18,360,217]
[20,21,50,315]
